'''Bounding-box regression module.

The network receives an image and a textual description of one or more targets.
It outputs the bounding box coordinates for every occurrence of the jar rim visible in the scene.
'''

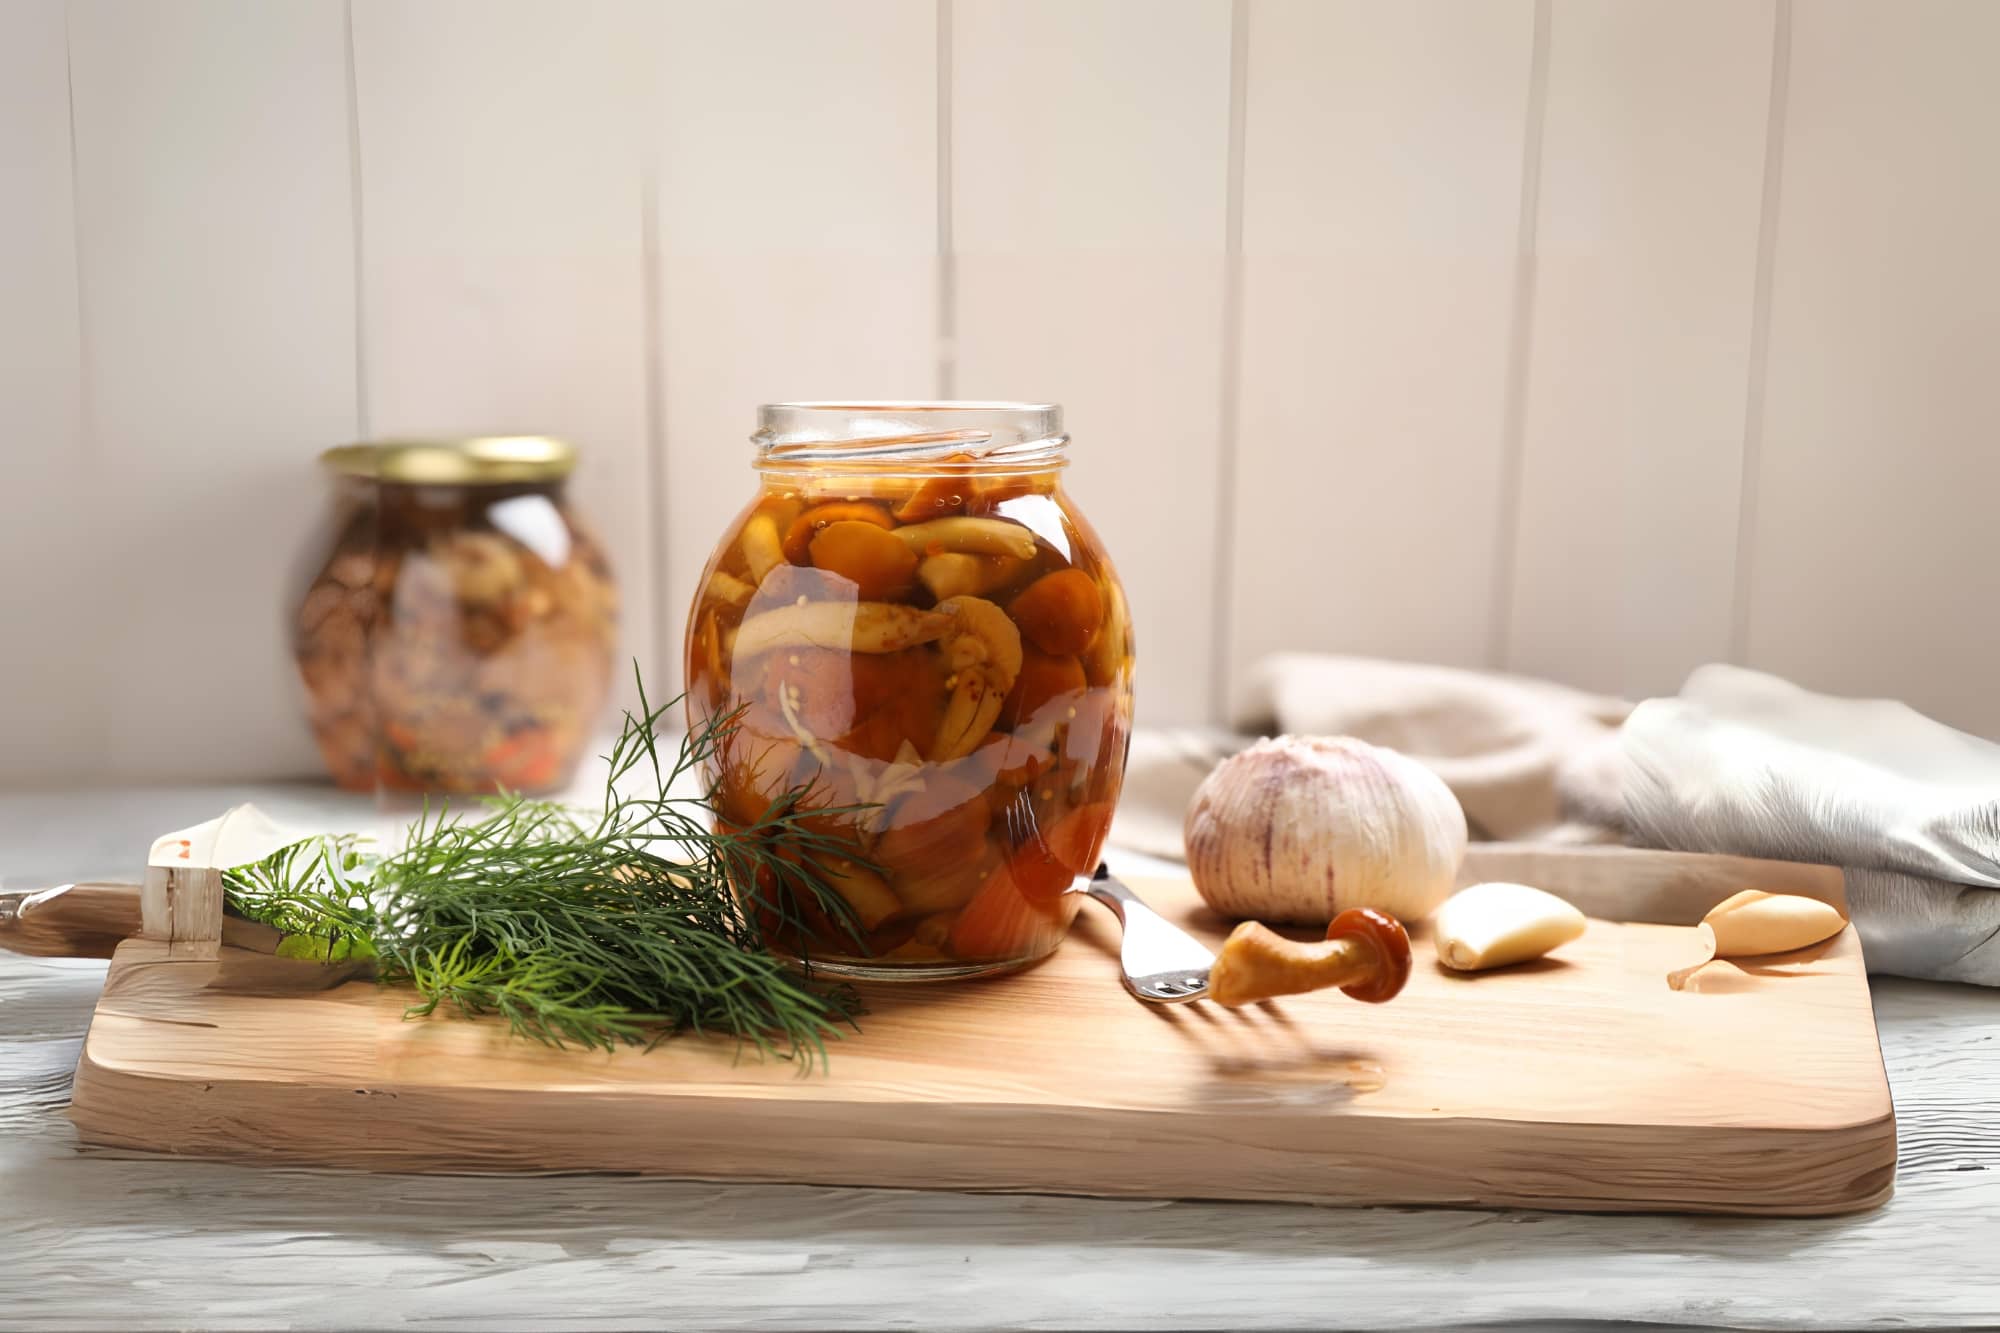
[753,402,1067,474]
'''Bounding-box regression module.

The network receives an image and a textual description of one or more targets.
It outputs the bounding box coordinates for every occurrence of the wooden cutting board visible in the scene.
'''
[59,845,1894,1215]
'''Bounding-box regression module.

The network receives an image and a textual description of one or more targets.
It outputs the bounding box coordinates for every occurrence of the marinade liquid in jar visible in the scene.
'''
[685,403,1134,980]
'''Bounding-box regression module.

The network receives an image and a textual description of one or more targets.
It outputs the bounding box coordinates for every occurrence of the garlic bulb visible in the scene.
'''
[1184,735,1468,924]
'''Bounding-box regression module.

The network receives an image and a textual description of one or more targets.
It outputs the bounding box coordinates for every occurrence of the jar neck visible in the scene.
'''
[753,402,1067,478]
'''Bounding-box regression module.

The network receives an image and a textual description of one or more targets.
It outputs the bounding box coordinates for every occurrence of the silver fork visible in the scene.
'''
[1079,864,1216,1004]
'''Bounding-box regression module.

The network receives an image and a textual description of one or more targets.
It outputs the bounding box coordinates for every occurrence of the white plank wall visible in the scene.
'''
[5,0,2000,791]
[64,0,358,782]
[654,0,939,701]
[350,0,658,710]
[0,1,90,783]
[1502,0,1777,701]
[952,0,1233,726]
[1741,0,2000,732]
[1223,0,1537,708]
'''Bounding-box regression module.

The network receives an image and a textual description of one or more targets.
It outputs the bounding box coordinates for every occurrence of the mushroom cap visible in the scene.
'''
[1325,906,1412,1004]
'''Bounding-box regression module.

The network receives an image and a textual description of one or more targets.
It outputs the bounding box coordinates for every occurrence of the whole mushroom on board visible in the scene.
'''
[1208,906,1415,1007]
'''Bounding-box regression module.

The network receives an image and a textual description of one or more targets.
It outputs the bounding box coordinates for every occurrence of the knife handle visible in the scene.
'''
[0,881,142,959]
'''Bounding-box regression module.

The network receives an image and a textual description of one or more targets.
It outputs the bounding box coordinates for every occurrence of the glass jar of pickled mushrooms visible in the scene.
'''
[685,403,1134,980]
[294,438,618,796]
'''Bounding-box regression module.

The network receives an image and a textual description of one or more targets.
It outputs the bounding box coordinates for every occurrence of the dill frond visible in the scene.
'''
[220,669,867,1068]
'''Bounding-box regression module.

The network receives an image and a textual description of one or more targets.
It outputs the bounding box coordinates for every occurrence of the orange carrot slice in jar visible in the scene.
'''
[999,648,1087,731]
[946,801,1113,961]
[945,861,1072,962]
[1005,800,1115,904]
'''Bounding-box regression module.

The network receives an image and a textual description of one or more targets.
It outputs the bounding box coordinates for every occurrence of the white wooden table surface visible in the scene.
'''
[2,781,1997,1332]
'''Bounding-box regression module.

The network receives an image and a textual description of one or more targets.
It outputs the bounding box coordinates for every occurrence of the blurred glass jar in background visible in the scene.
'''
[293,438,618,795]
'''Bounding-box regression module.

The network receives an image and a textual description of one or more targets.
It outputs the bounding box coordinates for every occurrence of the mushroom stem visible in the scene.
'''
[1208,907,1413,1007]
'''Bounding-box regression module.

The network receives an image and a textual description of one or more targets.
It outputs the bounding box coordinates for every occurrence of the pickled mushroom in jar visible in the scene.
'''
[685,471,1132,971]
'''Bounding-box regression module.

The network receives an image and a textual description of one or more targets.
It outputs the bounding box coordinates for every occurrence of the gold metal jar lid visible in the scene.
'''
[320,437,578,485]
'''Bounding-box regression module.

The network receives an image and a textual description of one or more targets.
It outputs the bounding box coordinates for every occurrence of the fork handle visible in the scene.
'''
[1080,867,1149,924]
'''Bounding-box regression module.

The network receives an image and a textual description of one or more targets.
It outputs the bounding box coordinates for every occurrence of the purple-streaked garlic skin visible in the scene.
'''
[1183,735,1468,926]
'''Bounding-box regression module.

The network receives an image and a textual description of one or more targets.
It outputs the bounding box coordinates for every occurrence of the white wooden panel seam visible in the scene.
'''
[1206,0,1251,723]
[1484,0,1553,671]
[1727,0,1794,664]
[1501,0,1777,700]
[952,0,1233,726]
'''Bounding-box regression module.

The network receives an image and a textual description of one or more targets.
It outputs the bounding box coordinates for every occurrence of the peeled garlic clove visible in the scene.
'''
[1667,890,1849,990]
[1704,889,1848,956]
[1434,882,1586,972]
[1184,735,1468,925]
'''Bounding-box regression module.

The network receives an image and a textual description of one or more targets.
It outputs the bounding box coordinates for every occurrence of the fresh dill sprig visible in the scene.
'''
[220,832,377,961]
[220,671,870,1068]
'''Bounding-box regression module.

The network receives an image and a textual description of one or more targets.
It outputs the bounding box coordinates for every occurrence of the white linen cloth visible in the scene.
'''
[1109,655,2000,985]
[1623,664,2000,985]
